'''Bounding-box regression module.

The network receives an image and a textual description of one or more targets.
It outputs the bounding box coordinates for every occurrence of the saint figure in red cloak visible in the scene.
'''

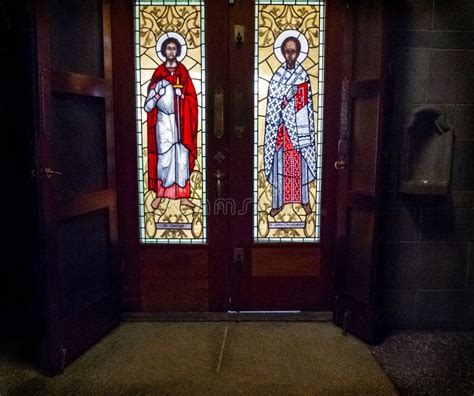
[144,36,198,210]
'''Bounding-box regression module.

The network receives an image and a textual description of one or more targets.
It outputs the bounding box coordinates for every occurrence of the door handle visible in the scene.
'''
[214,87,224,139]
[42,167,63,178]
[334,160,346,170]
[214,169,224,198]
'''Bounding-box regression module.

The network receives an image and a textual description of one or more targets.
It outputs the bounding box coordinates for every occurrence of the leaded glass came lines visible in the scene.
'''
[254,1,325,243]
[134,1,206,244]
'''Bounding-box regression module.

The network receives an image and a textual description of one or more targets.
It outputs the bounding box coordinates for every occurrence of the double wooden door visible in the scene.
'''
[34,0,390,375]
[114,1,336,313]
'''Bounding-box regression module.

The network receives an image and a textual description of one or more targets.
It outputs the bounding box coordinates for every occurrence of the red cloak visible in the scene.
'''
[275,82,308,204]
[146,62,198,198]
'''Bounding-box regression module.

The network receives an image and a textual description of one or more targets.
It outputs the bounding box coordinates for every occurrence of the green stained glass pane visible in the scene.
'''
[135,1,206,244]
[254,1,325,243]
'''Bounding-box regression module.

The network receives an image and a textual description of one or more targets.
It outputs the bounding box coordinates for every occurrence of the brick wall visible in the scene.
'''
[384,0,474,328]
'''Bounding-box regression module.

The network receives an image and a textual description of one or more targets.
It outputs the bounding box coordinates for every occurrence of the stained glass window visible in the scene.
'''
[254,0,325,243]
[134,0,206,244]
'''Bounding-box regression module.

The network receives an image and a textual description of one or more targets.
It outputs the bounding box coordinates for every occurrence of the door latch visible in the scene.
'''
[234,25,245,48]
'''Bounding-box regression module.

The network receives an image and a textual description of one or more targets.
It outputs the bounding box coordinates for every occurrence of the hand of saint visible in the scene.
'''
[286,85,299,101]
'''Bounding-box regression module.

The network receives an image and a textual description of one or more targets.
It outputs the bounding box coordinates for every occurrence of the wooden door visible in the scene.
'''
[333,0,391,343]
[227,1,341,311]
[112,0,230,313]
[114,0,338,313]
[35,0,120,375]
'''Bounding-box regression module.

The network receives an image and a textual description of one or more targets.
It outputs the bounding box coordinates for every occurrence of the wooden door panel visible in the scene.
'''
[36,0,120,375]
[50,0,104,77]
[352,1,383,81]
[251,247,320,277]
[246,278,323,311]
[349,96,379,193]
[139,248,209,311]
[50,92,108,201]
[57,209,112,319]
[346,206,374,301]
[60,293,119,368]
[333,0,390,343]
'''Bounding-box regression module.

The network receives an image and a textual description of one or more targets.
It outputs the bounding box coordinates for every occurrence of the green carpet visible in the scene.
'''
[1,322,397,395]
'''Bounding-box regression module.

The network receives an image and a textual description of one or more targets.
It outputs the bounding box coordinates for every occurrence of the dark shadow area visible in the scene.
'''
[0,0,41,370]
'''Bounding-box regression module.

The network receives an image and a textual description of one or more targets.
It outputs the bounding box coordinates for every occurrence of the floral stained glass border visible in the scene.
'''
[253,0,325,243]
[134,0,206,244]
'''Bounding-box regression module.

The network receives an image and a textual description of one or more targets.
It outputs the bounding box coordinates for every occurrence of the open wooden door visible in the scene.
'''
[333,0,391,343]
[34,0,120,375]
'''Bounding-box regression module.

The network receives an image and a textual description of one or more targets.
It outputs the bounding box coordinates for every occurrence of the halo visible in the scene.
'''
[156,32,187,62]
[274,30,309,64]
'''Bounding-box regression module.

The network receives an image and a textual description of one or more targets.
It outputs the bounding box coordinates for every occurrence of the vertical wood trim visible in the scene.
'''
[103,0,113,82]
[320,0,346,309]
[103,0,116,190]
[334,0,354,292]
[207,0,230,311]
[35,0,64,375]
[227,0,254,310]
[102,0,120,303]
[111,0,141,311]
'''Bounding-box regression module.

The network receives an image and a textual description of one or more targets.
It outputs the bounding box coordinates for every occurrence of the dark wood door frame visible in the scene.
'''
[112,0,365,314]
[111,0,141,312]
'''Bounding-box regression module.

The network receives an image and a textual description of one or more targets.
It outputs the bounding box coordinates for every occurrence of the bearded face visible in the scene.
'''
[281,39,300,69]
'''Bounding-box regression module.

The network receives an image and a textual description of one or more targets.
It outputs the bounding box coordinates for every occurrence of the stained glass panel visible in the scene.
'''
[134,0,206,244]
[254,0,325,243]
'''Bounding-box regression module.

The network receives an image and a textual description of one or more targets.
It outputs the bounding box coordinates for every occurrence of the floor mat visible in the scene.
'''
[2,322,397,395]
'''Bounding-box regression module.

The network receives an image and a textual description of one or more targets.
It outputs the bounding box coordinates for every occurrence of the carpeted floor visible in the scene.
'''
[1,322,397,395]
[369,330,474,396]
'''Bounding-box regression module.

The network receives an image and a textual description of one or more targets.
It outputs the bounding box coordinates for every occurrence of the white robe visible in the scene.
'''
[144,79,189,188]
[263,63,317,208]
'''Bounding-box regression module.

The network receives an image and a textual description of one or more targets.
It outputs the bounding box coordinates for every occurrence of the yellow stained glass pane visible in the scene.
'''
[254,2,325,243]
[135,2,206,244]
